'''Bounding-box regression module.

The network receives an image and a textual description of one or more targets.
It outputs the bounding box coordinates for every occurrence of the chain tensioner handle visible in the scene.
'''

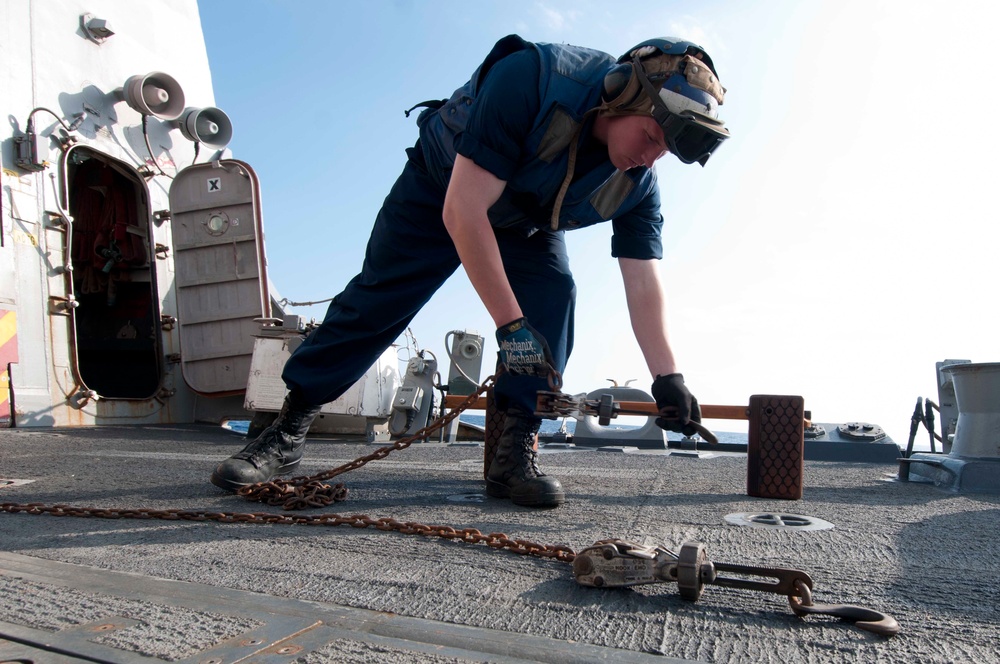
[571,539,899,636]
[535,391,719,445]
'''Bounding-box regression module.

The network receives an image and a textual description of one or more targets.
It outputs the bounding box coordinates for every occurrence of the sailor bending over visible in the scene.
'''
[211,34,730,508]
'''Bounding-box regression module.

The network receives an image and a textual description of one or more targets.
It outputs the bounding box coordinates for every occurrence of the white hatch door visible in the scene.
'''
[168,160,271,394]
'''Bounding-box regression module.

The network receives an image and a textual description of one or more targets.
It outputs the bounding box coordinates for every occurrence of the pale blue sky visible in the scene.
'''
[198,0,999,437]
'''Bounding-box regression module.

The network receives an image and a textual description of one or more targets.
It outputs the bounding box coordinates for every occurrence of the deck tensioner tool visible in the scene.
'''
[572,539,900,637]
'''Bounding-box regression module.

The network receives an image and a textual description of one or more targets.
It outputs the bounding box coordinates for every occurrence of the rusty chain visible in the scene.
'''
[0,372,901,633]
[0,502,576,562]
[0,373,577,564]
[237,375,497,509]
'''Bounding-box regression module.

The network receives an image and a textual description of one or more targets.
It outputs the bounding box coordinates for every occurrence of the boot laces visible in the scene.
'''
[518,430,544,476]
[232,427,286,468]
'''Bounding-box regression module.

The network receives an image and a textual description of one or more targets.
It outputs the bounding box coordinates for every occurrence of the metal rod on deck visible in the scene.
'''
[442,396,753,421]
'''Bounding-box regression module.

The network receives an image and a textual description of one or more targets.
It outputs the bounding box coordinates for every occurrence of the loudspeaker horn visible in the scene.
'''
[176,107,233,149]
[119,72,186,120]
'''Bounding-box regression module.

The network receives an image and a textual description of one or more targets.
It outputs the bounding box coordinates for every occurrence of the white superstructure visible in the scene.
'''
[0,1,399,430]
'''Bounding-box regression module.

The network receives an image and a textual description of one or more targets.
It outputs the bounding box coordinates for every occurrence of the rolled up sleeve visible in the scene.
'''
[611,178,663,260]
[454,49,540,182]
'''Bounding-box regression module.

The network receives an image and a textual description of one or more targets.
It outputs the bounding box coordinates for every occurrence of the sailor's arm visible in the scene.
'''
[443,154,521,327]
[618,256,678,377]
[619,256,700,430]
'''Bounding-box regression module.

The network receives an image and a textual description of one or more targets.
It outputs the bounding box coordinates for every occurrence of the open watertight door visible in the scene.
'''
[63,147,163,400]
[168,160,271,394]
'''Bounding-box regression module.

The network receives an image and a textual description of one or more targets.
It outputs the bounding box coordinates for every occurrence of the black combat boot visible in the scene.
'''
[210,392,321,492]
[486,409,565,508]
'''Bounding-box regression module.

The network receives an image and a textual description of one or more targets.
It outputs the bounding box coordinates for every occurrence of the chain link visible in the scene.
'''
[0,374,578,564]
[237,376,497,509]
[0,502,577,562]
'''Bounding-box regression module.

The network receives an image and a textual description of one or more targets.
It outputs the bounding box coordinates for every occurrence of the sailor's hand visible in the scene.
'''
[651,373,702,436]
[496,317,555,378]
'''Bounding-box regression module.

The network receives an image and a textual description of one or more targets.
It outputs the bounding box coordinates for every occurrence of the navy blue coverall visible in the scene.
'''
[282,35,665,416]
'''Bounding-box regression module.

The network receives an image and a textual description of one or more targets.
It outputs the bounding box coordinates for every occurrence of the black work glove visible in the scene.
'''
[651,373,702,436]
[496,317,555,378]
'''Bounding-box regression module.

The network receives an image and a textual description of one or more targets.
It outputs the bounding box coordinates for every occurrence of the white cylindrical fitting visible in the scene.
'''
[944,362,1000,459]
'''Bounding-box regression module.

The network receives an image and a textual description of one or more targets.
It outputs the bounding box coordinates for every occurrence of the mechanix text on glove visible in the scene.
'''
[496,318,554,378]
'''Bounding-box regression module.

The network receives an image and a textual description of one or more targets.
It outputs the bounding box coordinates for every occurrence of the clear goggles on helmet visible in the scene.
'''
[632,58,730,166]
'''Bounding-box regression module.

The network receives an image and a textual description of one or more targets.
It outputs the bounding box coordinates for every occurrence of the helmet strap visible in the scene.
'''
[598,51,724,120]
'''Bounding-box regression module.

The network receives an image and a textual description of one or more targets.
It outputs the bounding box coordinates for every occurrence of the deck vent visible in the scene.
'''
[724,512,834,531]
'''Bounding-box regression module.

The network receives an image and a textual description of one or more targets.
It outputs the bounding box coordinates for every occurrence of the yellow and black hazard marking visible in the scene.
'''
[0,309,18,426]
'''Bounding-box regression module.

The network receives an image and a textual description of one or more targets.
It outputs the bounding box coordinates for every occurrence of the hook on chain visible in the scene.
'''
[789,579,900,637]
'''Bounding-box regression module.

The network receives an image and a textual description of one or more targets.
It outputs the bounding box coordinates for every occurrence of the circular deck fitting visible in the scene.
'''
[838,421,886,441]
[0,478,35,488]
[724,512,834,531]
[447,493,487,503]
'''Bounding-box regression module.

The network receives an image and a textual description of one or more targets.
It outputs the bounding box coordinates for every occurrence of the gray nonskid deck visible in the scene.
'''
[0,552,678,663]
[1,425,998,663]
